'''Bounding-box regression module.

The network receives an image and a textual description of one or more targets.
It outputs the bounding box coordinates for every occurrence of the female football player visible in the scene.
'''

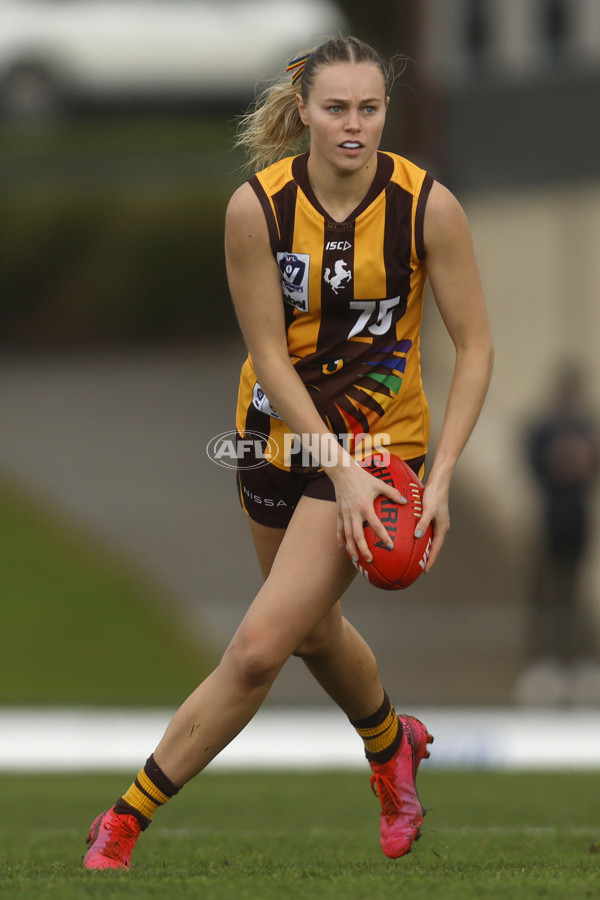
[83,35,493,869]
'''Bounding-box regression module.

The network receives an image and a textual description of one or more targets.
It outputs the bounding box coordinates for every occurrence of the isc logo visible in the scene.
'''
[325,240,352,251]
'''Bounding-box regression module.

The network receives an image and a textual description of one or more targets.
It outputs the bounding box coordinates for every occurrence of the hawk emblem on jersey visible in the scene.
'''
[277,252,310,311]
[295,340,413,450]
[324,259,352,294]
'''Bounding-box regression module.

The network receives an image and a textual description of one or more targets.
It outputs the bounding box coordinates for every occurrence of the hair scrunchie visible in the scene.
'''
[286,54,310,85]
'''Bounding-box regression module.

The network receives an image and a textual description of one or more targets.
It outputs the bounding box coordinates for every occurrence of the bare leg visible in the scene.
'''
[85,497,424,873]
[249,514,386,721]
[294,609,385,720]
[153,496,369,785]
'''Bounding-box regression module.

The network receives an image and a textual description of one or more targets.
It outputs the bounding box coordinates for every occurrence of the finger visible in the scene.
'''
[414,513,433,541]
[344,524,360,564]
[336,503,359,562]
[354,526,374,563]
[413,496,439,541]
[423,530,444,572]
[347,508,381,564]
[376,481,407,505]
[336,515,345,551]
[364,511,393,554]
[422,519,449,573]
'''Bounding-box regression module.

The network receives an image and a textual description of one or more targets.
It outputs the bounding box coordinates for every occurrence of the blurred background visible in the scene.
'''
[2,0,600,712]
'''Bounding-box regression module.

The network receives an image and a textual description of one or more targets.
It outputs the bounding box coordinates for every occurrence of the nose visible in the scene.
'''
[344,108,360,132]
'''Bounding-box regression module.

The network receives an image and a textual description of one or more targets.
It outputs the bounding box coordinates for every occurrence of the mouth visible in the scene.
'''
[339,141,363,151]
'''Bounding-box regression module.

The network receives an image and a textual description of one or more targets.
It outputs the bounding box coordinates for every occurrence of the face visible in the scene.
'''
[297,62,389,171]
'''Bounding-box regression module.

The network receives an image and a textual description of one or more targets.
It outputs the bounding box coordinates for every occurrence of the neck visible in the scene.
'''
[306,152,379,221]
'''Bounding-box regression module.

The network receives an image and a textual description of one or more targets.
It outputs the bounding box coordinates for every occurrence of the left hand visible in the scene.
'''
[413,474,451,572]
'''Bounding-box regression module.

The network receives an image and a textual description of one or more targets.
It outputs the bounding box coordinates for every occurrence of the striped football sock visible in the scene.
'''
[350,692,403,764]
[114,755,180,830]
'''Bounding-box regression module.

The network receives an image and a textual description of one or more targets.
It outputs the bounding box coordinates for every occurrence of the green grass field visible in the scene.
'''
[2,770,600,899]
[0,476,214,706]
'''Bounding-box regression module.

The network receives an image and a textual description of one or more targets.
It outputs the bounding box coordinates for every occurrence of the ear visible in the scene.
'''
[296,93,309,127]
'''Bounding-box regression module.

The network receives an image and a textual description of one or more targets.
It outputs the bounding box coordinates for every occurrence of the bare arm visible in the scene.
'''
[225,183,404,560]
[416,181,494,570]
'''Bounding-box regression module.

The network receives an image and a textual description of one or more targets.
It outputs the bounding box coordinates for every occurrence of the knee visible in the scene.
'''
[223,632,285,691]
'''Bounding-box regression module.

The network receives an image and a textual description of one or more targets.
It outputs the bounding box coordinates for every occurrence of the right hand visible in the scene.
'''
[328,459,407,564]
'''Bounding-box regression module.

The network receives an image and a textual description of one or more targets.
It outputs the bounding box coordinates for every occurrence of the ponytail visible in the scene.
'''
[235,36,399,173]
[234,75,308,172]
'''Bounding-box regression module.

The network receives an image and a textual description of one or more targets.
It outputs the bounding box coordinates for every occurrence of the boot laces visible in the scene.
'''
[370,771,404,817]
[100,815,139,860]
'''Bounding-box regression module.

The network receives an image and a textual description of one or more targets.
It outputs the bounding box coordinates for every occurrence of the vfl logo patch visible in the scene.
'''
[252,382,282,420]
[277,252,310,311]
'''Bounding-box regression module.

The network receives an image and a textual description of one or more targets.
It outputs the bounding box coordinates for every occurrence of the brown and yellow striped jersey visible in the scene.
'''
[235,151,433,470]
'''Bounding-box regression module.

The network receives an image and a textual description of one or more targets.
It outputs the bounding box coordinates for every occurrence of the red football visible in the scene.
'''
[351,454,433,590]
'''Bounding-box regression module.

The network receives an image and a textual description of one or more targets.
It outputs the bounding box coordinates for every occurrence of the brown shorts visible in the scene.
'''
[237,451,426,529]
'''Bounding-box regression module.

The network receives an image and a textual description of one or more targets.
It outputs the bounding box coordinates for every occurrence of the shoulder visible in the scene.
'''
[423,181,473,253]
[225,181,275,267]
[426,181,468,226]
[225,181,269,241]
[226,181,262,222]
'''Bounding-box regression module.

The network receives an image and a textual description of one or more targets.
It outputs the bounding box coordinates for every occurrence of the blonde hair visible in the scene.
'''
[235,36,399,172]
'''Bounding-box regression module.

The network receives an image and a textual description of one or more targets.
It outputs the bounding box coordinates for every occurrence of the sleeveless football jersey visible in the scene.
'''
[235,151,433,470]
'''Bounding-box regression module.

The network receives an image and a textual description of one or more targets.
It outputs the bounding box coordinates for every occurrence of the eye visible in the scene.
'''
[363,105,376,114]
[328,105,342,114]
[323,358,344,375]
